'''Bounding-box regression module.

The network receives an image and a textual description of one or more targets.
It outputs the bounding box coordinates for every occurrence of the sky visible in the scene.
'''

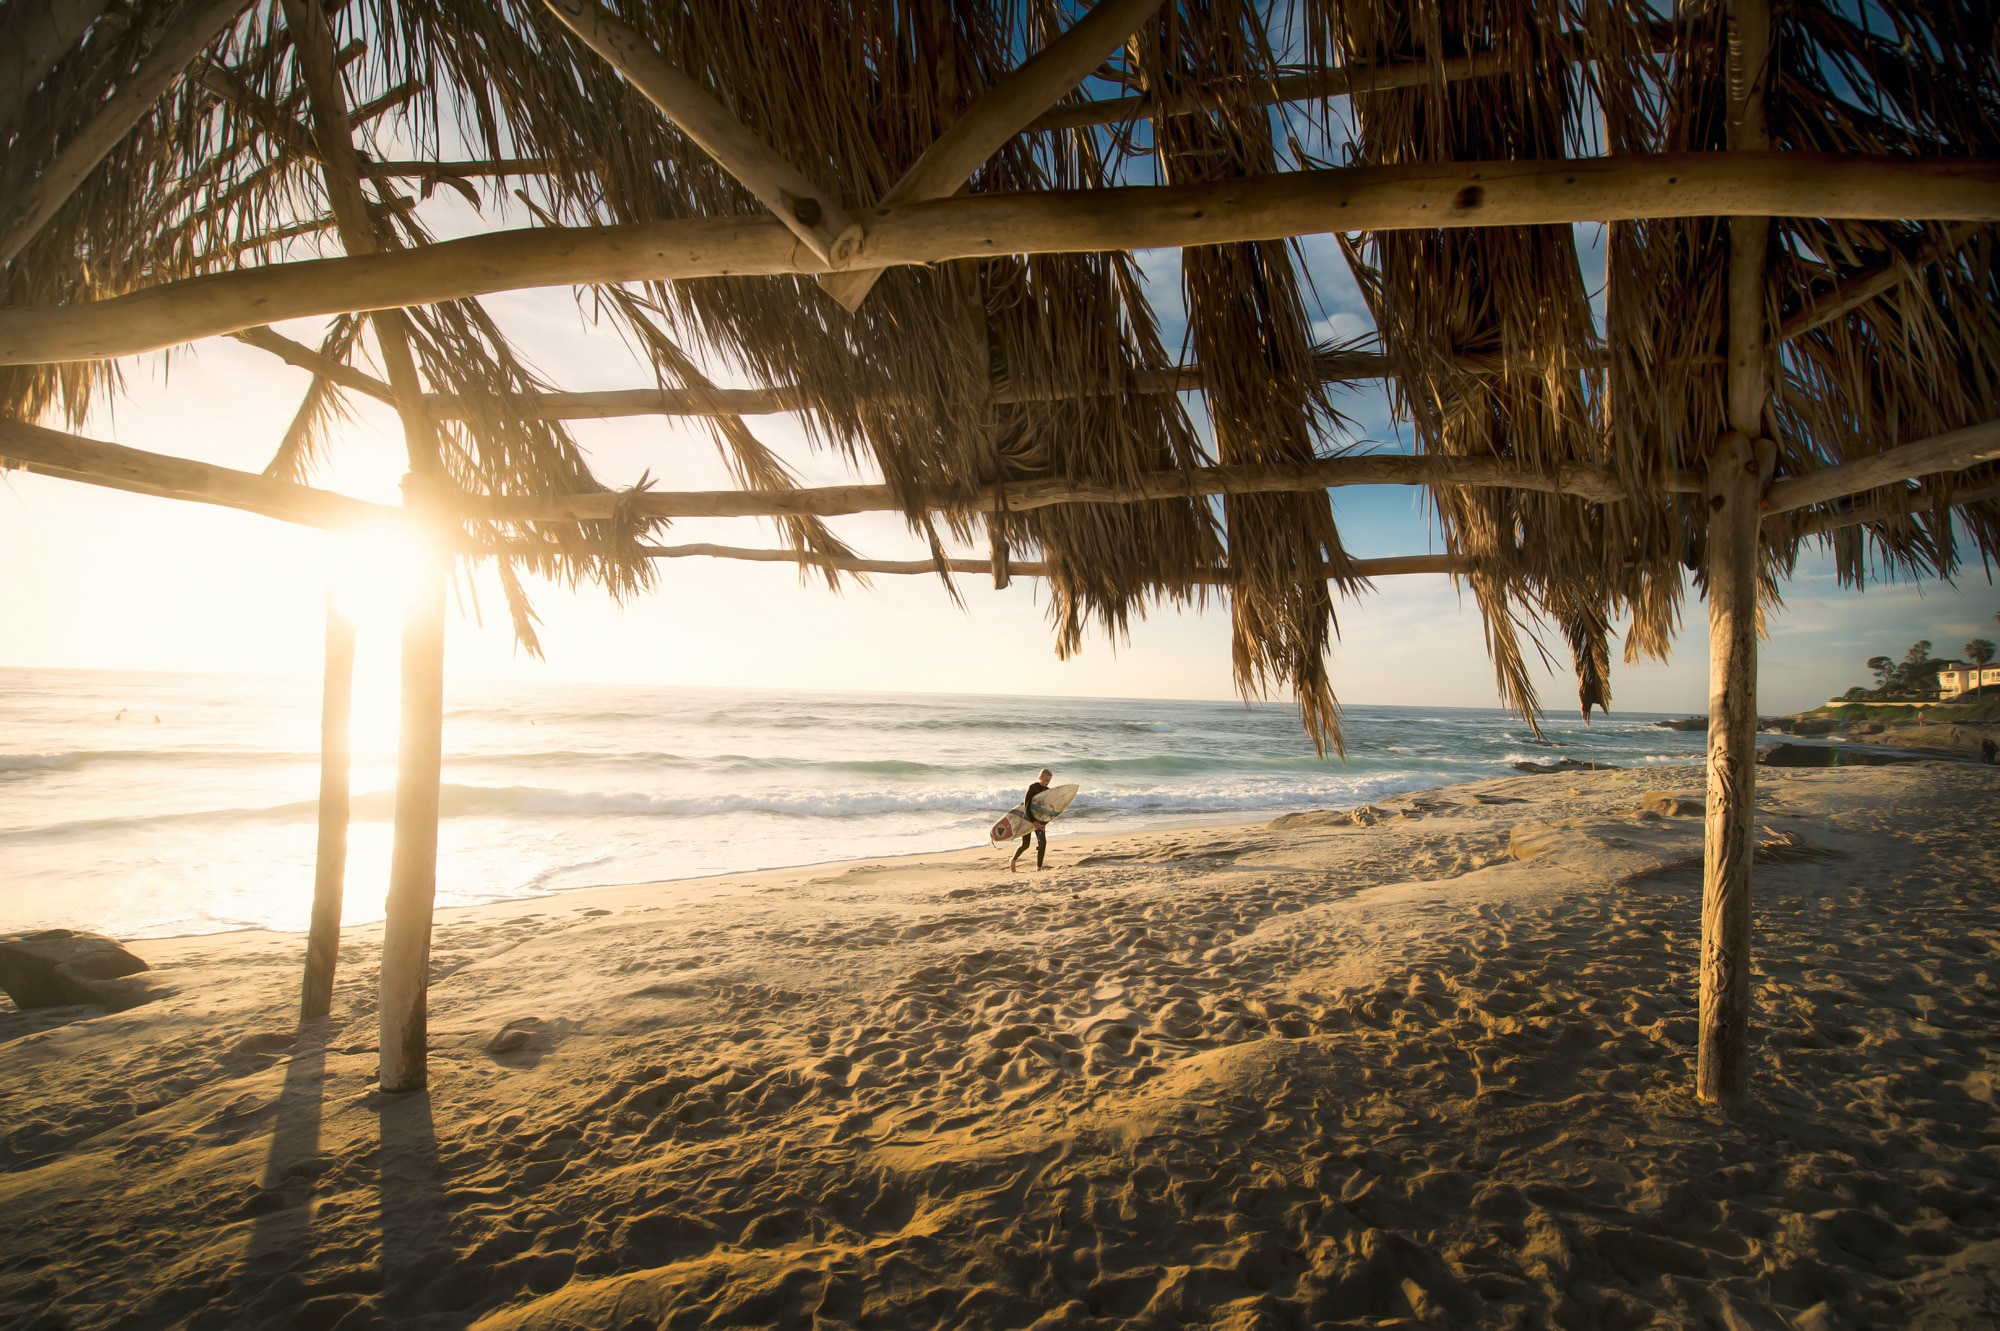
[5,67,1995,722]
[4,252,1993,722]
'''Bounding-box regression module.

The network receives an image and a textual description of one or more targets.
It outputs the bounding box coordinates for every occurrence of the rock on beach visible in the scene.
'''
[0,929,152,1010]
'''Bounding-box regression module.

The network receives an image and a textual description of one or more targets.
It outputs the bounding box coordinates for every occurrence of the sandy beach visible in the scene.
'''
[4,759,1998,1329]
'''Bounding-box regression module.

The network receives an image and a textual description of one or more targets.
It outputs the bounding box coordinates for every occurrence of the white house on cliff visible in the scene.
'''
[1937,662,2000,700]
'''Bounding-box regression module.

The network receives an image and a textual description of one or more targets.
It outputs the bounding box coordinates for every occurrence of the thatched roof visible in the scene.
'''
[2,0,1996,750]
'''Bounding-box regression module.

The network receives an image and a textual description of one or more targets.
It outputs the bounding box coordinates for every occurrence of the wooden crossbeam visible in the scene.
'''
[0,0,252,266]
[820,0,1164,310]
[464,453,1635,524]
[1791,474,2000,537]
[9,152,1995,367]
[0,415,398,529]
[542,0,860,265]
[504,539,1467,582]
[11,409,1999,549]
[1764,416,2000,514]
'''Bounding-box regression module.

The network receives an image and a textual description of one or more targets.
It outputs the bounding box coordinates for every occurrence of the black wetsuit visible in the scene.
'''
[1012,780,1049,868]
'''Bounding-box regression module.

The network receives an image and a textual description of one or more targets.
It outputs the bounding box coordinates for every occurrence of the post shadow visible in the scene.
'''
[243,1018,331,1271]
[376,1087,448,1317]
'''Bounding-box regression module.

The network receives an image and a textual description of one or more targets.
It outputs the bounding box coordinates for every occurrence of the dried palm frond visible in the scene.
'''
[5,0,1995,744]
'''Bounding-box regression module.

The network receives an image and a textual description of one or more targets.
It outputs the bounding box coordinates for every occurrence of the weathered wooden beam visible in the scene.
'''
[0,0,252,266]
[463,453,1630,524]
[0,415,400,529]
[230,324,398,404]
[1764,416,2000,514]
[9,152,1997,367]
[301,594,354,1021]
[1791,473,2000,538]
[541,0,859,265]
[509,539,1466,581]
[348,78,420,125]
[820,0,1165,310]
[1698,0,1774,1112]
[1778,222,1988,343]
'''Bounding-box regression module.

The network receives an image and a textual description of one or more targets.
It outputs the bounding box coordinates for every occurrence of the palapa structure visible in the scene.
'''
[2,0,1996,1107]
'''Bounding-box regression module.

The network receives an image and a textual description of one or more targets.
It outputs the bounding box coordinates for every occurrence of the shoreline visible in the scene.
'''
[116,797,1460,951]
[6,758,1997,1329]
[125,804,1373,959]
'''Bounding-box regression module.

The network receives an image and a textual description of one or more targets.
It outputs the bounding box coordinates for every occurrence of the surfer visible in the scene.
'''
[1011,768,1054,872]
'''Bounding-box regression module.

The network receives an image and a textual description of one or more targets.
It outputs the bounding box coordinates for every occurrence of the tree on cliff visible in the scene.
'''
[1898,640,1945,696]
[1967,639,1996,667]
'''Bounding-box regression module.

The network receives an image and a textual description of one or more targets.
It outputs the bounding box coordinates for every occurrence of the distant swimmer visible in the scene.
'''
[1012,768,1054,873]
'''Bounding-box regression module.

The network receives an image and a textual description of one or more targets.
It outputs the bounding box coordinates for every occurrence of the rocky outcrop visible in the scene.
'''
[1760,715,1839,736]
[0,930,153,1010]
[1512,758,1620,775]
[1758,742,1920,768]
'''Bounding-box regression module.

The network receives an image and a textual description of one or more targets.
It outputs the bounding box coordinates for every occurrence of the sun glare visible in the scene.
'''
[325,520,441,635]
[321,523,445,859]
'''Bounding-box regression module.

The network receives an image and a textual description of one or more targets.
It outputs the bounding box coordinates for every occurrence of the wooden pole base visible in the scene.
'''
[300,594,354,1021]
[377,564,446,1093]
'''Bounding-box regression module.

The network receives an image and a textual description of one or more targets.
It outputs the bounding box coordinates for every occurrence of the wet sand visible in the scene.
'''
[2,761,1997,1329]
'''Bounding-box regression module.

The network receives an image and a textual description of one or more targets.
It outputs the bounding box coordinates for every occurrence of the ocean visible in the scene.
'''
[0,667,1709,939]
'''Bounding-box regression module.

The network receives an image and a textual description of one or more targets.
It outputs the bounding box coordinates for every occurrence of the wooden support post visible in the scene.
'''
[1699,430,1767,1107]
[301,593,354,1020]
[280,0,450,1092]
[379,529,446,1091]
[1698,0,1773,1109]
[989,514,1011,589]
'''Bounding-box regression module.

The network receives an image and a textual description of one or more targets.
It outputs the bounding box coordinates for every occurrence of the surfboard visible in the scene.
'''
[989,783,1079,844]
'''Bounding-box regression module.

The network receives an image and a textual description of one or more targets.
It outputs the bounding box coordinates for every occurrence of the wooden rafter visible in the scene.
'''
[8,415,1995,541]
[1765,416,2000,514]
[819,0,1164,310]
[0,415,398,529]
[541,0,860,265]
[8,152,1996,367]
[463,454,1645,524]
[1792,474,2000,538]
[526,541,1466,582]
[1777,222,1987,343]
[0,0,252,267]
